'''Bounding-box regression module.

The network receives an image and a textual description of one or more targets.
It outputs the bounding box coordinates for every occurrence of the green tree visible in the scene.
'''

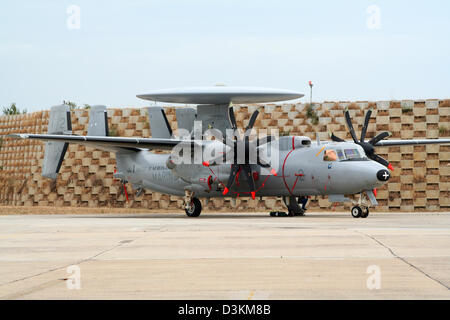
[65,101,91,110]
[65,101,78,110]
[2,103,26,115]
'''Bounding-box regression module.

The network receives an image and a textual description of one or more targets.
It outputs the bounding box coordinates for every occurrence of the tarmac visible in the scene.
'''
[0,211,449,299]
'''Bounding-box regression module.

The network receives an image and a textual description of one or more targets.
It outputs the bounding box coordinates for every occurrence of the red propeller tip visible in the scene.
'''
[202,161,210,167]
[388,163,394,171]
[270,168,277,176]
[123,184,129,202]
[373,188,377,197]
[251,191,256,200]
[222,187,229,196]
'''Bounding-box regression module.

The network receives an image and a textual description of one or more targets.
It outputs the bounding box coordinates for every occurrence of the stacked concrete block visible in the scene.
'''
[0,100,449,211]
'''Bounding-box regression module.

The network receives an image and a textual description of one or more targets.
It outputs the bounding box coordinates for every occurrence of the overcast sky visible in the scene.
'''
[1,0,449,112]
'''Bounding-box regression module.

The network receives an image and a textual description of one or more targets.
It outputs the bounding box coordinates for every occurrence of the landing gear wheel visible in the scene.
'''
[185,198,202,217]
[351,206,362,218]
[361,207,369,218]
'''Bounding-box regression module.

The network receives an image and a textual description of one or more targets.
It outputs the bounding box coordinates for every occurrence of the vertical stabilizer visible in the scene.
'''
[175,107,196,134]
[88,105,109,136]
[147,107,173,138]
[42,104,72,179]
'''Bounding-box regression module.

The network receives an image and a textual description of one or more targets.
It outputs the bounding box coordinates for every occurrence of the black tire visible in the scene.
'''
[351,206,362,218]
[185,198,202,217]
[361,207,369,218]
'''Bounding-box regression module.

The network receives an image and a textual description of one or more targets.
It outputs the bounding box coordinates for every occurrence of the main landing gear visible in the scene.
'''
[185,198,202,217]
[351,206,369,218]
[274,196,308,217]
[184,190,202,217]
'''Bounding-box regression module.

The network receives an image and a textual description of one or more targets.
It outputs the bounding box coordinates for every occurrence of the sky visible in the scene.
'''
[1,0,449,112]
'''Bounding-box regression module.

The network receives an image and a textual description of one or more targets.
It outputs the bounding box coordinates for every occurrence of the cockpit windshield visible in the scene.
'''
[323,147,367,162]
[344,148,361,159]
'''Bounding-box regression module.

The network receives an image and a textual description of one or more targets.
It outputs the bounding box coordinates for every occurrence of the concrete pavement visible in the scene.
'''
[0,212,449,299]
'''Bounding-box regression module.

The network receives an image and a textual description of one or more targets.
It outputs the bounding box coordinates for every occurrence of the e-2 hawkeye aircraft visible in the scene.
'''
[7,87,450,218]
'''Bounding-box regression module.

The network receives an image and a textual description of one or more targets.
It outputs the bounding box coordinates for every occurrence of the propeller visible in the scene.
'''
[122,182,129,202]
[331,108,394,171]
[204,106,276,199]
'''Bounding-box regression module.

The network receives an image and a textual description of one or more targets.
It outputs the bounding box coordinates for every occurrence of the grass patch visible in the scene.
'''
[402,106,413,114]
[306,104,319,125]
[439,125,449,136]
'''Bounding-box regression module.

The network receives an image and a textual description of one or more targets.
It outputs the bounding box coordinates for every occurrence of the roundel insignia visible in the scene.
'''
[377,169,390,182]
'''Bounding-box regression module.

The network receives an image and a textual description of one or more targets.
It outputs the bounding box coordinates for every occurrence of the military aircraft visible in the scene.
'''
[6,87,450,218]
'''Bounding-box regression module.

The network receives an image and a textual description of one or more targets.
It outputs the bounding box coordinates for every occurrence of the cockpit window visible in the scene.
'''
[344,148,361,159]
[336,149,344,160]
[323,149,338,161]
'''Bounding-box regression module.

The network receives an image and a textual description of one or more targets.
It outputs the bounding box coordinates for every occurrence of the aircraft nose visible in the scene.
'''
[376,169,390,182]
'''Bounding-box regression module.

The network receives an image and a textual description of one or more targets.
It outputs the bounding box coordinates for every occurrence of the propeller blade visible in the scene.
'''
[330,132,345,142]
[257,135,275,145]
[123,182,129,202]
[344,109,359,143]
[370,153,390,168]
[360,109,372,142]
[228,106,237,130]
[223,164,240,195]
[242,164,256,200]
[369,131,390,145]
[245,109,259,131]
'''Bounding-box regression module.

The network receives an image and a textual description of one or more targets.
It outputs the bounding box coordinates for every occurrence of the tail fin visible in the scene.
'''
[88,105,108,136]
[148,107,172,138]
[175,107,196,134]
[42,104,72,179]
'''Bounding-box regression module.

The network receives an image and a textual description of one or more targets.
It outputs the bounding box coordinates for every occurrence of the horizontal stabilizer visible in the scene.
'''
[7,133,186,151]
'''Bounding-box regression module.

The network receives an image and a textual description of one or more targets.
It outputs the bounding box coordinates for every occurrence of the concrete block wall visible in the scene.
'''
[0,99,448,212]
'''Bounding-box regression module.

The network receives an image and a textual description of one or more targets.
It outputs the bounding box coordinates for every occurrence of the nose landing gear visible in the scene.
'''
[351,192,371,218]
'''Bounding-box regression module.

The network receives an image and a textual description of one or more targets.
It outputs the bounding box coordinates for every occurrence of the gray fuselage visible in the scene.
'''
[115,139,388,198]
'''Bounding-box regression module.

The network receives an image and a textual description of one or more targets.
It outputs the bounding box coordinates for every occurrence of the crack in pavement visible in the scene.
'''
[356,230,449,290]
[0,232,151,289]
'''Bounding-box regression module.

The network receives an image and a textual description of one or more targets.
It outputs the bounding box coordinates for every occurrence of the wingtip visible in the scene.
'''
[6,133,28,139]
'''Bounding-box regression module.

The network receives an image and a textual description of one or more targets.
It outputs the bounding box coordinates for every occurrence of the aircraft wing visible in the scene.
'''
[373,138,450,146]
[6,133,191,151]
